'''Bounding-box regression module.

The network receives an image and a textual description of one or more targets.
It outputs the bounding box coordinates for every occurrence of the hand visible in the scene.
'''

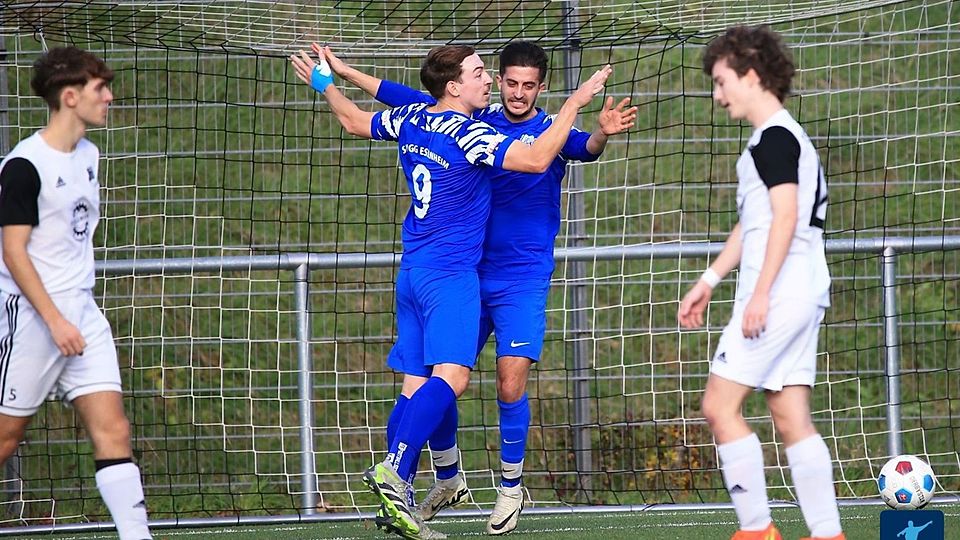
[290,46,334,93]
[47,316,85,357]
[741,292,769,339]
[598,97,638,136]
[569,64,613,109]
[678,281,713,329]
[313,43,350,77]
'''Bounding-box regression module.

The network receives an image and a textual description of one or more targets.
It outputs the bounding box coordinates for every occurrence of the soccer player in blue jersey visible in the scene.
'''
[291,45,611,539]
[317,42,636,535]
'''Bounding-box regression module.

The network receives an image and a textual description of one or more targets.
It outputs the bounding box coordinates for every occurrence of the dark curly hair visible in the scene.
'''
[702,25,795,103]
[32,46,114,110]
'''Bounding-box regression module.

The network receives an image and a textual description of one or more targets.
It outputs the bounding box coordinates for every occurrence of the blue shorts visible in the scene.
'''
[477,277,550,362]
[387,267,481,377]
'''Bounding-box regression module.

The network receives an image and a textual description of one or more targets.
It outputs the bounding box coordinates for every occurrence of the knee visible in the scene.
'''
[0,436,22,464]
[496,358,531,403]
[496,376,527,403]
[434,369,470,397]
[445,375,469,397]
[773,416,816,445]
[701,394,736,429]
[91,416,131,451]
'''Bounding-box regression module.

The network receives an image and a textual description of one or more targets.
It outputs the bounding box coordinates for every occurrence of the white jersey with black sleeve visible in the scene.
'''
[735,108,830,307]
[0,132,101,295]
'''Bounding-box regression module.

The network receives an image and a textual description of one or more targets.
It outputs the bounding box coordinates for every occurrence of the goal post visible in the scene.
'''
[0,0,957,531]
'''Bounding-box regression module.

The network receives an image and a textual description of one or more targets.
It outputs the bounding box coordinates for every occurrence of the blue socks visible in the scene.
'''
[429,403,460,480]
[498,394,530,487]
[387,377,457,483]
[386,394,410,448]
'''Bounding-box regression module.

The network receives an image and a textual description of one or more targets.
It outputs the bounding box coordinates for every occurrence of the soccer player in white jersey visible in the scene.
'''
[291,45,609,539]
[0,47,152,540]
[677,26,843,540]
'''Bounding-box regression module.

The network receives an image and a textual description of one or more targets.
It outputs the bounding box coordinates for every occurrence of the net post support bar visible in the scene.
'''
[881,246,903,458]
[294,262,318,514]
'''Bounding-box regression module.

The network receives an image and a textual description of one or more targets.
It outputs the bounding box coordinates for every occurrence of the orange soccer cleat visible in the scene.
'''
[730,522,782,540]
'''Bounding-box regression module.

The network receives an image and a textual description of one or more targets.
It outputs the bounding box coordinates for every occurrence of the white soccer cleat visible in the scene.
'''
[416,474,470,521]
[486,484,524,535]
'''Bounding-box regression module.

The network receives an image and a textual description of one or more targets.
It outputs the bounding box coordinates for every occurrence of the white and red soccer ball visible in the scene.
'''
[877,454,936,510]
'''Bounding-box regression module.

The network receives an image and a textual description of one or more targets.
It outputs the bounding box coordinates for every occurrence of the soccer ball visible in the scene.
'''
[877,454,936,509]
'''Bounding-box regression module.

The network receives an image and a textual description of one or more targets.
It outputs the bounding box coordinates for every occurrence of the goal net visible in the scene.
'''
[0,0,957,528]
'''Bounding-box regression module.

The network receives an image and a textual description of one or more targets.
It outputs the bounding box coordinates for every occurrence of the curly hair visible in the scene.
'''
[32,46,114,110]
[420,45,476,100]
[702,25,795,102]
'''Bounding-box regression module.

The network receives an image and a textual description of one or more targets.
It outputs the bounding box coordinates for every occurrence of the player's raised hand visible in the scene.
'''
[569,64,613,108]
[48,316,86,357]
[290,46,334,93]
[598,97,637,136]
[678,281,713,329]
[313,43,350,77]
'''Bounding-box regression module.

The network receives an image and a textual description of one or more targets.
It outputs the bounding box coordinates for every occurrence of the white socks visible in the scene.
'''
[717,433,771,531]
[787,434,843,538]
[95,462,152,540]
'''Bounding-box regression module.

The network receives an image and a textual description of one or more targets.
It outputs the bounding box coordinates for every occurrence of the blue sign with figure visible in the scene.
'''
[880,510,944,540]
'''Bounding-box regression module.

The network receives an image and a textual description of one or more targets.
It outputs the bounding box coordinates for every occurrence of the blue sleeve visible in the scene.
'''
[376,79,436,108]
[456,120,515,169]
[560,126,600,163]
[370,104,420,142]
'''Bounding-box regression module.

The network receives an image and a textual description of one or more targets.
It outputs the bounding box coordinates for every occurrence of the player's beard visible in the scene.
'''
[502,94,536,122]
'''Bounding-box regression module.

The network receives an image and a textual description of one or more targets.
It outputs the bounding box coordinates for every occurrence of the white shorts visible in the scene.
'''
[710,297,825,391]
[0,289,121,416]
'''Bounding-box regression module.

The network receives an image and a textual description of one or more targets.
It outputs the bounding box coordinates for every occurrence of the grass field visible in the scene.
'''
[12,505,960,540]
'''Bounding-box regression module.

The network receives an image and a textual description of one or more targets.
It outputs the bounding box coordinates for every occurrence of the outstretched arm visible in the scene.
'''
[318,45,434,107]
[501,65,613,173]
[585,96,638,155]
[290,49,374,138]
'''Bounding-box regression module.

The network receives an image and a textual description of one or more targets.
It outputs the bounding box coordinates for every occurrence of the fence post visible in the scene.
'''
[294,263,317,513]
[560,0,593,499]
[881,246,903,457]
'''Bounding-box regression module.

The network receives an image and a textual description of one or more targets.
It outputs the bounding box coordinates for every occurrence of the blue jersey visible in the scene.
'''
[370,103,514,270]
[377,80,599,280]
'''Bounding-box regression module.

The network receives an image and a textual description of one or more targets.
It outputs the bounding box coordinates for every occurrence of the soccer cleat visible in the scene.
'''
[362,462,421,539]
[416,474,470,521]
[376,504,448,540]
[730,522,782,540]
[486,483,524,535]
[800,534,845,540]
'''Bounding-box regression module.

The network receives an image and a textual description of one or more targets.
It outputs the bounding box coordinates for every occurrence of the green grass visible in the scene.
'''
[11,505,960,540]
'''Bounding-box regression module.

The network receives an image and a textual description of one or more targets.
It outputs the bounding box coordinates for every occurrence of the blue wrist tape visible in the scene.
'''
[310,59,334,93]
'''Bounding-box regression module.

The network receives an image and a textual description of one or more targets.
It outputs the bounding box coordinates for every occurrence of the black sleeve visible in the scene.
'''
[0,158,41,226]
[749,126,801,189]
